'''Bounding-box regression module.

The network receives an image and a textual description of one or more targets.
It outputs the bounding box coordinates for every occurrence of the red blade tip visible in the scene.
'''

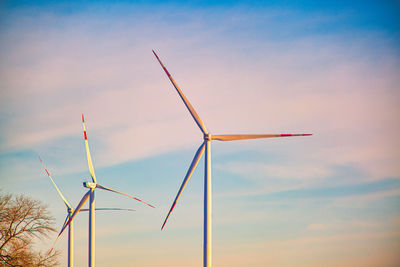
[152,50,159,59]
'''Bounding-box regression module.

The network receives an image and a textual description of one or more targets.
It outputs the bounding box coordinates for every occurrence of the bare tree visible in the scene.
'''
[0,193,59,267]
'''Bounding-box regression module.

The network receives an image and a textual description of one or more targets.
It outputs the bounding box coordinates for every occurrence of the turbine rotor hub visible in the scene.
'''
[204,133,212,141]
[83,182,96,189]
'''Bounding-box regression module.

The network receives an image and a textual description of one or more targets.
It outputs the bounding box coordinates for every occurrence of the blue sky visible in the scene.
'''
[0,1,399,266]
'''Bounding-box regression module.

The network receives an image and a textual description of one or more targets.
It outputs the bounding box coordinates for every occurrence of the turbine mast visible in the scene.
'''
[89,188,95,267]
[68,211,74,267]
[204,135,212,267]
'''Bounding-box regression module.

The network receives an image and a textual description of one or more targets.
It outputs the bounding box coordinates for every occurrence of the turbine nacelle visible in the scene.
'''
[83,181,96,189]
[204,133,211,141]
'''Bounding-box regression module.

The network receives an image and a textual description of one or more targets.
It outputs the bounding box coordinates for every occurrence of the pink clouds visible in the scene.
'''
[1,17,399,183]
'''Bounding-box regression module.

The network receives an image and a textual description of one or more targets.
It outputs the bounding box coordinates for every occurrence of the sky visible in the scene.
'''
[0,0,399,266]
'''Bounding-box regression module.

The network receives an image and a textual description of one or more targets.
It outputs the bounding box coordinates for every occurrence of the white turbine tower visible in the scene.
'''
[54,114,155,267]
[39,157,135,267]
[153,50,312,267]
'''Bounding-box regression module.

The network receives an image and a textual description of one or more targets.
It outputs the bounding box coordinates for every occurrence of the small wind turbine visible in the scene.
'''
[39,157,135,267]
[54,114,155,267]
[153,50,312,267]
[39,156,76,267]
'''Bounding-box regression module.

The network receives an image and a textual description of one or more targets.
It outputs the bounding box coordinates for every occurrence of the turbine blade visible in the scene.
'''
[152,50,208,134]
[96,184,155,208]
[82,114,97,183]
[49,213,73,254]
[48,235,61,255]
[38,156,72,209]
[60,214,70,230]
[57,190,90,238]
[79,208,135,212]
[212,134,312,141]
[94,208,136,212]
[161,142,206,230]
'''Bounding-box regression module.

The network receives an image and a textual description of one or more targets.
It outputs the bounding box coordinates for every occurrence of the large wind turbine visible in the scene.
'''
[54,114,155,267]
[39,157,135,267]
[153,50,312,267]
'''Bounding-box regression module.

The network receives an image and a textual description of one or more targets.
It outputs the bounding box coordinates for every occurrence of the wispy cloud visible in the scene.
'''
[248,177,400,200]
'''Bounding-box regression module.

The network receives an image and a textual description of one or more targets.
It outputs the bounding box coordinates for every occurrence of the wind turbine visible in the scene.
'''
[39,156,76,267]
[53,114,155,267]
[39,157,135,267]
[153,50,312,267]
